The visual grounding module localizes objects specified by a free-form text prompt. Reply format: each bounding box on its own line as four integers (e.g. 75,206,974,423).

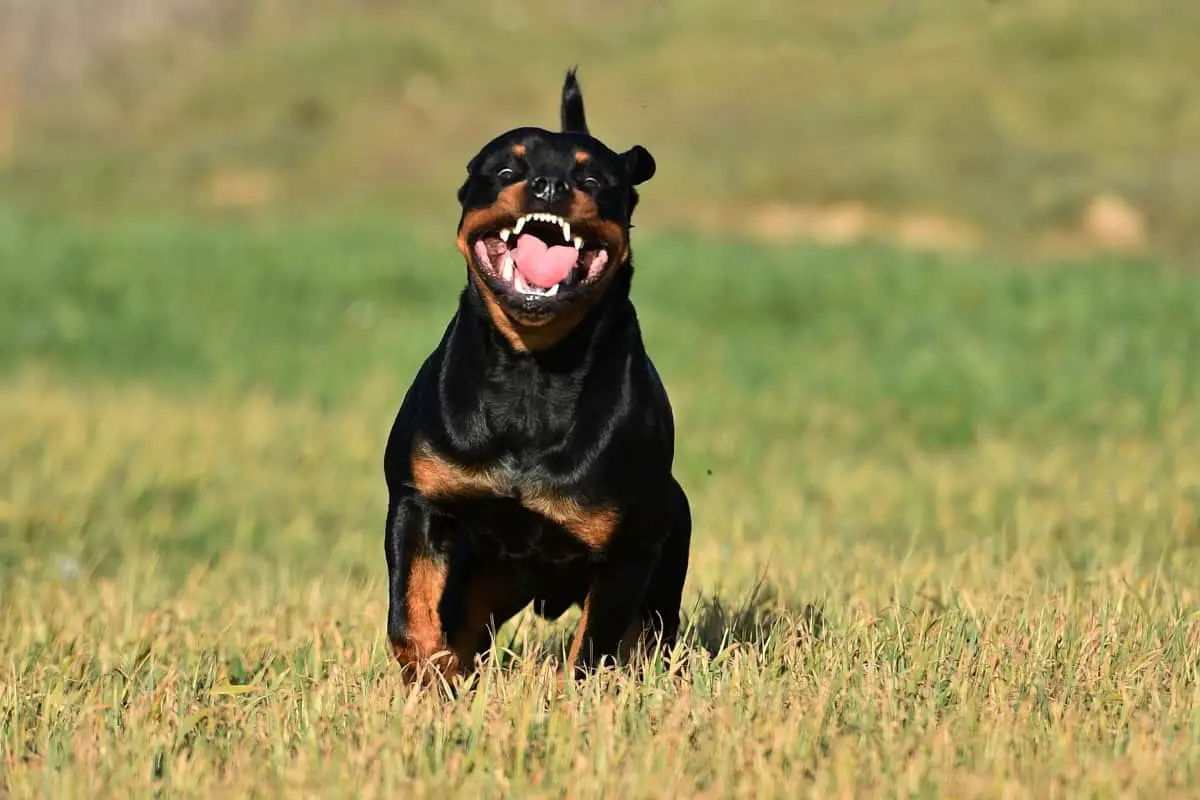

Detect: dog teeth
513,212,573,239
573,236,583,249
511,270,560,298
499,228,511,243
501,255,515,283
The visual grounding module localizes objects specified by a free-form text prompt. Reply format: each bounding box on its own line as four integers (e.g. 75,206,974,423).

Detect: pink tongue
511,234,577,288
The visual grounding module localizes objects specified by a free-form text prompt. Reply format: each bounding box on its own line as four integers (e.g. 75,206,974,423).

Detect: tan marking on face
456,181,526,263
574,150,590,165
469,269,591,353
511,143,526,158
456,182,630,353
565,189,630,265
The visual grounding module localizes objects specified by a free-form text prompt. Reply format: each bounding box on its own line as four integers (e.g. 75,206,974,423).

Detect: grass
2,207,1200,795
4,0,1200,255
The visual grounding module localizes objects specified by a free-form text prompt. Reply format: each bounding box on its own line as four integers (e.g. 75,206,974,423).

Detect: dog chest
410,440,619,554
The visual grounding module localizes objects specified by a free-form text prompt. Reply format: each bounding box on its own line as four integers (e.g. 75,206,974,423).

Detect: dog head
455,68,656,351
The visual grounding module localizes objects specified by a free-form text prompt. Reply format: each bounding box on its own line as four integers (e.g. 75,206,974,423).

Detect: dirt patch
1082,192,1146,251
668,202,980,254
660,194,1159,260
1036,192,1149,259
201,168,276,210
888,213,979,253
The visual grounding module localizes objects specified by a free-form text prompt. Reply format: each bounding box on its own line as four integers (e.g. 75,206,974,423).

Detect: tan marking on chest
411,441,509,499
522,492,619,549
410,442,620,549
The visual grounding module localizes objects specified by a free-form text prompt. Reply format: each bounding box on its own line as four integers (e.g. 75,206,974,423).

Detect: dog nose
529,175,571,205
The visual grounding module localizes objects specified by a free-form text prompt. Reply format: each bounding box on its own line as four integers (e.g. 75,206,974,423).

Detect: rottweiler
383,68,691,683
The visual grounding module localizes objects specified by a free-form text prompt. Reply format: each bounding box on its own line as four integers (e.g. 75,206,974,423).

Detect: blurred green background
2,0,1197,257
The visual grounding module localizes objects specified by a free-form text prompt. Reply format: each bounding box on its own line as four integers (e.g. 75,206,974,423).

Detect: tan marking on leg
617,618,644,663
565,590,593,672
448,570,525,670
391,555,457,682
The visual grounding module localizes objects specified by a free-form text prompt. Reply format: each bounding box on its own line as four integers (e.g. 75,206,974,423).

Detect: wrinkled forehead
470,127,622,173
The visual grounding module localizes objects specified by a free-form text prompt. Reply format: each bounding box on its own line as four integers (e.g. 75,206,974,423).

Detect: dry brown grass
2,212,1198,793
2,375,1198,796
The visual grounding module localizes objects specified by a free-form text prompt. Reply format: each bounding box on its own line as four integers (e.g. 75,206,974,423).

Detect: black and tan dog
383,69,691,683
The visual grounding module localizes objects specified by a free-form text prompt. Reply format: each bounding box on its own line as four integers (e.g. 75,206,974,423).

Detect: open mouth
471,212,611,305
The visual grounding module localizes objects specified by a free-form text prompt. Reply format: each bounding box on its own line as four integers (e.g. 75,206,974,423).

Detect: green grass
4,0,1200,254
2,209,1200,795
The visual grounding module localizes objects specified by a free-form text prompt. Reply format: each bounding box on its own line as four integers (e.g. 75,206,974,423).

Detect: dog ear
457,152,483,204
623,145,656,186
560,66,589,134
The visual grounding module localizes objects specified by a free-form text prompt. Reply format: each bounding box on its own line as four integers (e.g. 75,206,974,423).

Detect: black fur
560,66,588,133
383,69,689,680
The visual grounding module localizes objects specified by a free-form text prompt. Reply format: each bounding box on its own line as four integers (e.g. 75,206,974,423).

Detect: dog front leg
563,547,659,679
384,494,457,682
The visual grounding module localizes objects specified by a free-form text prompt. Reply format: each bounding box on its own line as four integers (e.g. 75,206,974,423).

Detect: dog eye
497,168,515,181
582,176,601,189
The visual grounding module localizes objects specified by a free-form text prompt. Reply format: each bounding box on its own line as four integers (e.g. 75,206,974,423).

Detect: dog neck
429,261,645,464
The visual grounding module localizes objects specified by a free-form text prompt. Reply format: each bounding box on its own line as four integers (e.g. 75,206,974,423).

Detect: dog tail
560,66,589,134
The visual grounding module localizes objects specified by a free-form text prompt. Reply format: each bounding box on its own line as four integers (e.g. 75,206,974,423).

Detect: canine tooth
499,228,511,242
561,221,571,241
545,283,559,297
514,216,528,235
573,236,583,249
501,256,515,283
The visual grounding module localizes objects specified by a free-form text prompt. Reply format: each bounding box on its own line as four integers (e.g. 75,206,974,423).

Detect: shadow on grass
443,573,826,694
504,573,825,669
682,574,824,656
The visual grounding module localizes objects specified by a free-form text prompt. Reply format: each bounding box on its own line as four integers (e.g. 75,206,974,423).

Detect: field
4,1,1200,256
0,207,1198,796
